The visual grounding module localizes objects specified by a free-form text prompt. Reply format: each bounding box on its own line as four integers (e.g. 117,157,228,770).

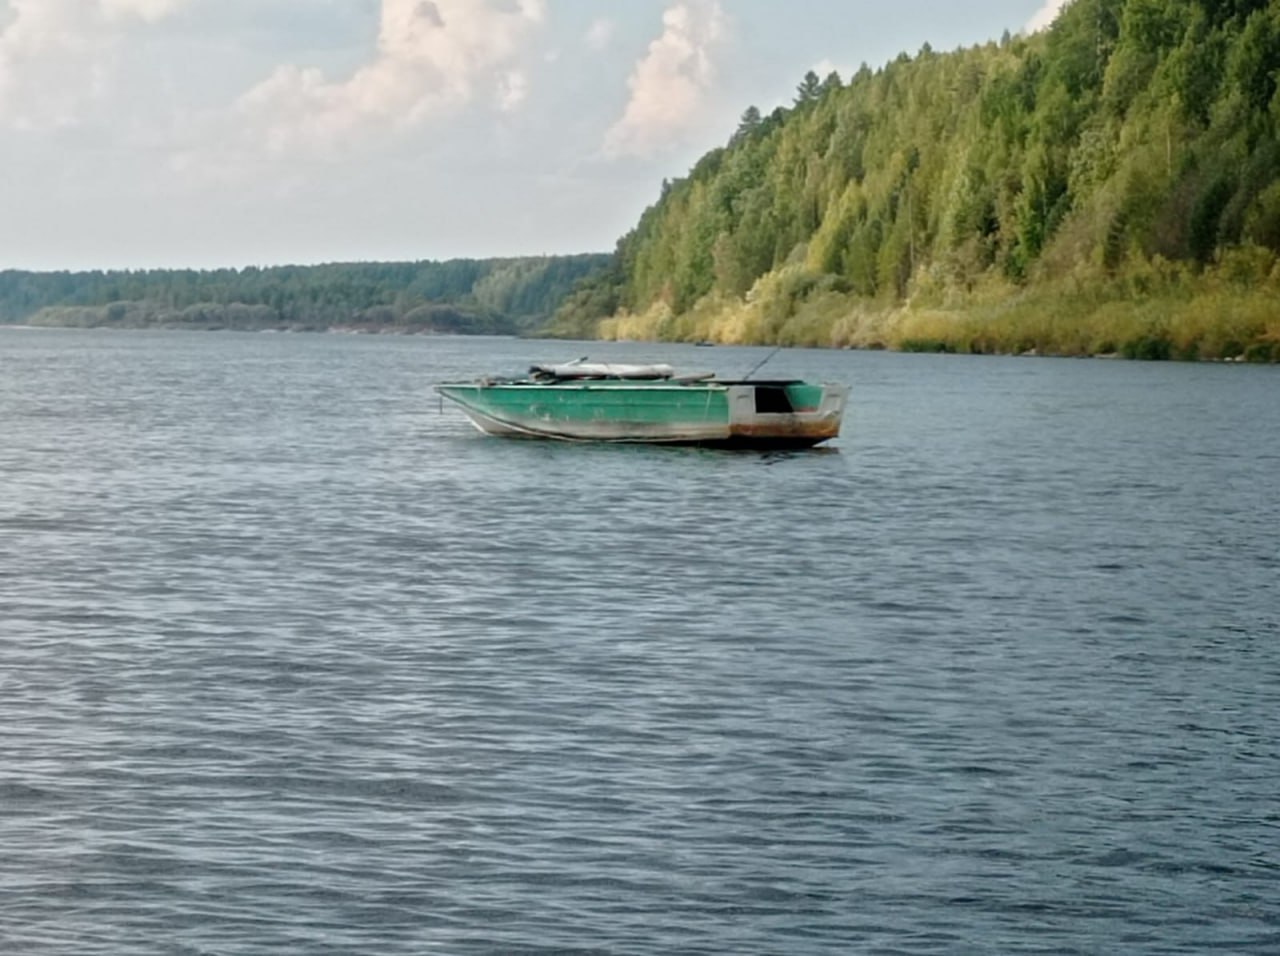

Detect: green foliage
795,70,823,106
0,255,609,333
567,0,1280,360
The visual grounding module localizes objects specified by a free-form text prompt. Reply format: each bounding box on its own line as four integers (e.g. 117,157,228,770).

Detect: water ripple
2,331,1277,953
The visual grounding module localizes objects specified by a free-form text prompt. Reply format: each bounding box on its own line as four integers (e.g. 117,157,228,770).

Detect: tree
733,105,762,144
795,70,822,105
555,0,1280,348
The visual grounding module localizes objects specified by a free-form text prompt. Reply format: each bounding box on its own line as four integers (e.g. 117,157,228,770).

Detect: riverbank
594,254,1280,362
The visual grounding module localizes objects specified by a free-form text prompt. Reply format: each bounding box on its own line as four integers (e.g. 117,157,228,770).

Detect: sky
0,0,1070,272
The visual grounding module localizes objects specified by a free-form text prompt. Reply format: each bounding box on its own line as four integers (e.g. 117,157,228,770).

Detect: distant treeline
0,255,609,335
551,0,1280,360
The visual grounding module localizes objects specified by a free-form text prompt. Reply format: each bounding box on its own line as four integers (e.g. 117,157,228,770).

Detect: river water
2,328,1277,954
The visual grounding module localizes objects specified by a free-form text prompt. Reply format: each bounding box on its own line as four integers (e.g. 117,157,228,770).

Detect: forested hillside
552,0,1280,361
0,255,608,335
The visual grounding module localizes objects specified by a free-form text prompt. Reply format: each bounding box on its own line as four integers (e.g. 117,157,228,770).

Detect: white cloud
811,59,849,83
237,0,546,154
496,70,528,112
585,17,614,52
0,0,186,129
1027,0,1069,33
101,0,183,22
603,0,726,159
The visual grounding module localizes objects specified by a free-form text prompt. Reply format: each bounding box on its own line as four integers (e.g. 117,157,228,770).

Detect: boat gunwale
434,378,821,390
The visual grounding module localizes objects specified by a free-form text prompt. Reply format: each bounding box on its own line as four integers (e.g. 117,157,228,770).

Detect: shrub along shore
592,248,1280,362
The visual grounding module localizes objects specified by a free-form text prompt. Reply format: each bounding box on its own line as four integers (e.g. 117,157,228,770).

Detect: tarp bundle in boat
530,362,675,380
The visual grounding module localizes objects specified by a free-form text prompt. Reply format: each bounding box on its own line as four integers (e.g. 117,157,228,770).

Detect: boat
435,359,848,448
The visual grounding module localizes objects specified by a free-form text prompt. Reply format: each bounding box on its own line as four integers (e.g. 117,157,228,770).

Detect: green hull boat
436,361,848,448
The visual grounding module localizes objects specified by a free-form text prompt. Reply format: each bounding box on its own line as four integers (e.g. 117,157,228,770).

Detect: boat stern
724,382,848,447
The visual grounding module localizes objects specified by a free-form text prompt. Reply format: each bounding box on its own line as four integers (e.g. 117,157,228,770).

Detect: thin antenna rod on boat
743,345,782,380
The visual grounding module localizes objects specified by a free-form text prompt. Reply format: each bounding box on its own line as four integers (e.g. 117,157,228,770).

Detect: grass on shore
596,249,1280,362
